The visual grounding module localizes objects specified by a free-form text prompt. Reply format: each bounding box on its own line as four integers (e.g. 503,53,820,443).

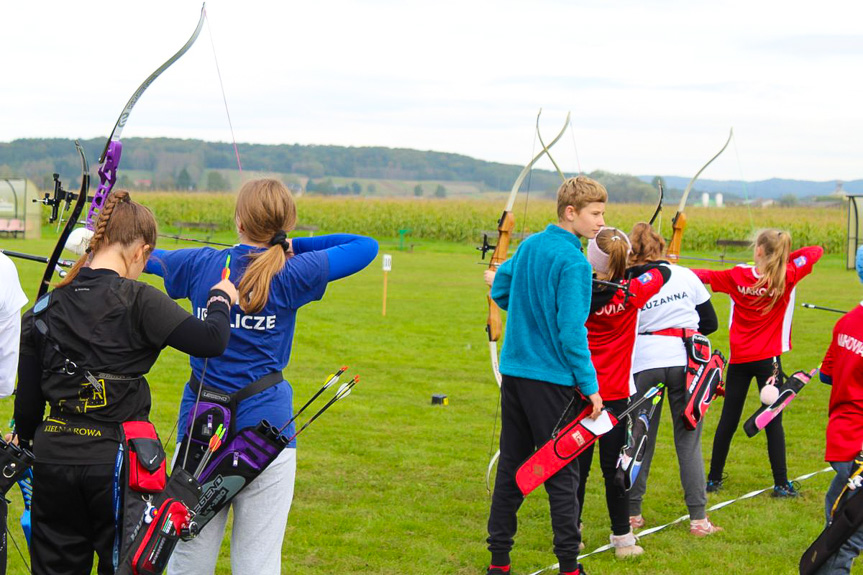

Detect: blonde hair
58,190,157,287
628,222,666,266
594,228,630,281
236,179,298,314
752,229,792,312
556,176,607,220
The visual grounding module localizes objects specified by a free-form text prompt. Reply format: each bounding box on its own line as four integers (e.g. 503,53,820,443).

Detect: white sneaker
610,530,644,558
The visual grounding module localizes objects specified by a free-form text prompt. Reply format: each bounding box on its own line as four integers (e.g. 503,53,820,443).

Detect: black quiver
800,455,863,574
0,440,34,575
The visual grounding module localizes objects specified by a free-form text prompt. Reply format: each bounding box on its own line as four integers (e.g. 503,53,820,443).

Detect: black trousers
575,397,629,536
708,357,788,485
31,461,116,575
487,375,583,572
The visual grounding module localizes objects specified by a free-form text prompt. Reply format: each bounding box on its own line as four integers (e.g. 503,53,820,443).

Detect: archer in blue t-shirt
145,178,377,575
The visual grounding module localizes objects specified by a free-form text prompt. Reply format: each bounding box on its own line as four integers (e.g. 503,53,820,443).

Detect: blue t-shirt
147,243,329,447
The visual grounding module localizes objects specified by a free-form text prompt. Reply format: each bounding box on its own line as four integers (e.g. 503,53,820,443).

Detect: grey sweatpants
167,447,297,575
627,366,708,520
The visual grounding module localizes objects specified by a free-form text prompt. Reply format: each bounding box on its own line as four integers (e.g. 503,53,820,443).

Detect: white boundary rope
527,466,832,575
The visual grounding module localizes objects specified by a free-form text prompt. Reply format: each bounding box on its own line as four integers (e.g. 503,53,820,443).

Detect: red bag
122,421,167,494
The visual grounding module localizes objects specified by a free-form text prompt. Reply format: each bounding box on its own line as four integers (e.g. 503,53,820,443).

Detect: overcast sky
2,0,861,181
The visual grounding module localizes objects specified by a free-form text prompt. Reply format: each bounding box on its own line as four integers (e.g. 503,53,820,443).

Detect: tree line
0,137,661,202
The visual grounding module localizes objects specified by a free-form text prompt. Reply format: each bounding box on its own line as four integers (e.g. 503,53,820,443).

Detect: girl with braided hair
144,178,378,575
693,229,823,498
14,190,237,575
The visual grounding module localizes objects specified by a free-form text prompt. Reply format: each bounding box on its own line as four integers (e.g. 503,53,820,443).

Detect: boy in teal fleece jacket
485,176,606,575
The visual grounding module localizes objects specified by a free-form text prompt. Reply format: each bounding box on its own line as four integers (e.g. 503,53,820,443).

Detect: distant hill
0,137,855,202
638,175,863,200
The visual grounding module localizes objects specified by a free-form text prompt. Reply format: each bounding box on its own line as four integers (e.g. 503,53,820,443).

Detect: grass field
0,221,860,574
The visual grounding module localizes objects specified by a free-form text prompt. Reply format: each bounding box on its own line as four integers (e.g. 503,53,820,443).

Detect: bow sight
34,169,92,225
477,233,497,260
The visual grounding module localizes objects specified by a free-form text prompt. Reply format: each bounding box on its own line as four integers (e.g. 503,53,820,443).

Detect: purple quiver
183,420,288,536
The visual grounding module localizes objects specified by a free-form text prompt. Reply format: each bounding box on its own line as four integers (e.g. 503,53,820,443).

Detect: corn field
97,192,846,253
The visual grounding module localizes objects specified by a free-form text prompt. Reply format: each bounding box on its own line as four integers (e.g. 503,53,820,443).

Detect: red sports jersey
693,246,822,364
587,268,667,400
820,304,863,462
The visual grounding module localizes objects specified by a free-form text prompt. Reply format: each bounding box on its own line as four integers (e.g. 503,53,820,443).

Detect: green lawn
0,231,858,575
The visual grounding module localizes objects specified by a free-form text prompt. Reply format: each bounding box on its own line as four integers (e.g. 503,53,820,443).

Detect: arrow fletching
221,254,231,281
285,375,360,442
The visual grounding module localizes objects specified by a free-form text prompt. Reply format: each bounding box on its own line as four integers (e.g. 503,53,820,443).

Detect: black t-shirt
19,268,190,464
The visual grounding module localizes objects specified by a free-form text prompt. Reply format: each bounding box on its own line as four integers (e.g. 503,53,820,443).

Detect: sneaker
558,564,587,575
629,514,645,530
706,475,726,493
487,567,510,575
610,530,644,558
690,517,723,536
772,481,801,498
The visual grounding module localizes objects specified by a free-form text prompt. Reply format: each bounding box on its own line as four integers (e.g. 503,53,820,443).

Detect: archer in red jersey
694,229,823,497
811,245,863,572
576,227,669,558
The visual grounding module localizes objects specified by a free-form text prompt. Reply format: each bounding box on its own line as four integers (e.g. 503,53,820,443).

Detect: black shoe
487,567,510,575
772,480,801,498
558,564,586,575
706,473,727,493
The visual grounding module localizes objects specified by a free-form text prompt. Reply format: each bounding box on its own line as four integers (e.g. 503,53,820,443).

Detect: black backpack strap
188,371,284,404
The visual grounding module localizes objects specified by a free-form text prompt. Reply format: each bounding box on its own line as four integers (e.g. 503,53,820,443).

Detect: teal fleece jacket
491,224,598,396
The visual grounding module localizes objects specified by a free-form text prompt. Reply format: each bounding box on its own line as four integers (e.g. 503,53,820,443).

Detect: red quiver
680,334,726,430
116,422,201,575
516,406,618,496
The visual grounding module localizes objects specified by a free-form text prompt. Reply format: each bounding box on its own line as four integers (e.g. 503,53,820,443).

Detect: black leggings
575,397,629,535
708,357,788,485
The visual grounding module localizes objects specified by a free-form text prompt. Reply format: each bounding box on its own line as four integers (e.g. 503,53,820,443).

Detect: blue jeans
815,461,863,574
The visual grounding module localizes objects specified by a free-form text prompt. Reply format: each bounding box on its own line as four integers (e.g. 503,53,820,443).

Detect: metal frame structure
848,195,863,269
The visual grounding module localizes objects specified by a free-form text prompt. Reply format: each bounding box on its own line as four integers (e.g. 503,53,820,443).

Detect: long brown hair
593,227,631,281
58,190,157,287
752,228,792,312
236,179,298,314
628,222,666,266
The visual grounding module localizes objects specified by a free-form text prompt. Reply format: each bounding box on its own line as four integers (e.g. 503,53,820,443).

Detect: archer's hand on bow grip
487,211,515,342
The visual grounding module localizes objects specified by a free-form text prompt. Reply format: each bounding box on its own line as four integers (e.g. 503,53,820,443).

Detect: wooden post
382,254,392,316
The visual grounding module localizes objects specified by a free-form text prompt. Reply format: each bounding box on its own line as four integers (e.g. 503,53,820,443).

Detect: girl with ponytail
14,190,236,574
693,229,823,498
144,178,377,575
577,227,670,558
626,222,722,537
